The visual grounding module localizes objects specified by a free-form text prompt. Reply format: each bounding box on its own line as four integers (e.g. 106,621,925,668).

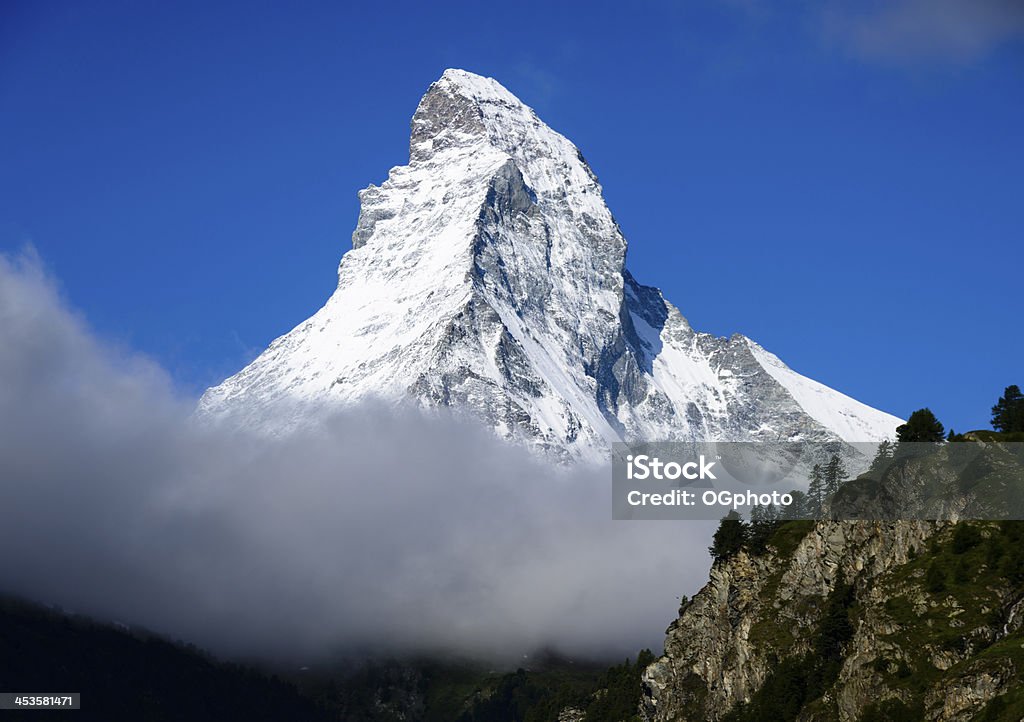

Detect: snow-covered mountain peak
410,68,550,156
200,70,902,458
408,69,609,215
435,68,526,110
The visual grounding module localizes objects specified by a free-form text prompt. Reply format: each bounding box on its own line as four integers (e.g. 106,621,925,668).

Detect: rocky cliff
642,445,1024,721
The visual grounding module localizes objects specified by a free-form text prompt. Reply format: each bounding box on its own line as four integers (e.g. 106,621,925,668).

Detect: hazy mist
0,250,714,663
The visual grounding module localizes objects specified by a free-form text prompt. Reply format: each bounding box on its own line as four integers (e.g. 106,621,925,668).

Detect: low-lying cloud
0,250,714,664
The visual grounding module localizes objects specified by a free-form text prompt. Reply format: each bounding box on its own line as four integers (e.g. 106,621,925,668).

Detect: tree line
897,384,1024,443
707,452,849,563
709,383,1022,564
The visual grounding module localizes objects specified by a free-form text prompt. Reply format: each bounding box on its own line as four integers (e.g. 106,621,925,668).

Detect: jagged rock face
641,521,936,721
832,441,1024,521
641,515,1024,721
198,69,901,458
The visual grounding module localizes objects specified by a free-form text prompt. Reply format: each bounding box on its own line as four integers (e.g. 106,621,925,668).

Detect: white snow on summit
199,69,902,458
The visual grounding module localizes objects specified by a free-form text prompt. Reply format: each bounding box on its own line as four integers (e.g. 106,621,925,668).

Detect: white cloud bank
0,250,714,663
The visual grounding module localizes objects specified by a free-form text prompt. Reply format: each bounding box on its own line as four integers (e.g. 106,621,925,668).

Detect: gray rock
198,69,901,459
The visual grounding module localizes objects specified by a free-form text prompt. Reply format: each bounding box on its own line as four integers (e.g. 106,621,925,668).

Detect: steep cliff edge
642,446,1024,721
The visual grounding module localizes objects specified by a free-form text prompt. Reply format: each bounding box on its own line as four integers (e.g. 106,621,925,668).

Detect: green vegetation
992,385,1024,433
859,698,924,721
709,510,748,562
701,387,1024,718
823,454,849,497
896,407,945,443
435,650,654,722
708,454,850,563
962,429,1024,442
766,519,816,557
708,385,1024,720
865,520,1024,710
710,511,816,564
0,594,657,722
807,462,826,517
0,595,332,722
951,523,982,554
584,651,655,722
721,574,856,722
868,439,895,474
804,454,851,517
924,559,946,593
727,519,1024,721
282,648,661,722
747,504,780,554
452,664,594,722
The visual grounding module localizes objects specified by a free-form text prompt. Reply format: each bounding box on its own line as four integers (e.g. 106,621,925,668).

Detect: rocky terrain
642,441,1024,721
198,69,900,460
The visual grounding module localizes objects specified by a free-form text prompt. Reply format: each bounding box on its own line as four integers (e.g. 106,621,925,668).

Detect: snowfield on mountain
198,69,901,459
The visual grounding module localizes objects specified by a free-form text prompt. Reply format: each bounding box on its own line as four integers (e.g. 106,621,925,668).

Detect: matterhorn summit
199,69,900,458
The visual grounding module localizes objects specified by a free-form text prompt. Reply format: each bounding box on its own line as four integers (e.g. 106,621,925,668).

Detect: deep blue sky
2,0,1021,432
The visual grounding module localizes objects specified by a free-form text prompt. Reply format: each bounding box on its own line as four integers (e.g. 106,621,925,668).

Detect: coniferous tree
786,490,808,519
925,560,946,593
709,511,748,562
749,505,767,553
823,455,848,498
896,408,945,443
748,504,780,554
868,439,894,474
807,463,826,518
992,385,1024,433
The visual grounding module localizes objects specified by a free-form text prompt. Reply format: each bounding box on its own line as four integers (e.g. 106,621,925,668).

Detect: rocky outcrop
642,515,1024,721
557,707,587,722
